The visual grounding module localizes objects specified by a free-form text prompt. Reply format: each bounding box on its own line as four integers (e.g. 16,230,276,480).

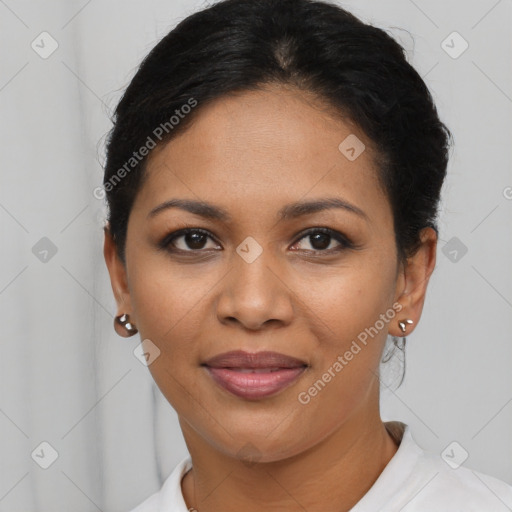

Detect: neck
180,406,399,512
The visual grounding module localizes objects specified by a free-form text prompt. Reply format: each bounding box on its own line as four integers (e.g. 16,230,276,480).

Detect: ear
103,223,133,318
389,227,437,337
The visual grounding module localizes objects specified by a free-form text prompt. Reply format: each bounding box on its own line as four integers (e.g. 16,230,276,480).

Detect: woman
102,0,512,510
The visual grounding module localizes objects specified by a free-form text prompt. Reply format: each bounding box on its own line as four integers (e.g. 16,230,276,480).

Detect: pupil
186,232,206,249
310,233,330,250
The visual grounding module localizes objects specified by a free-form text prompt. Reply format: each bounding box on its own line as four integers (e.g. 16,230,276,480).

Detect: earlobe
390,227,437,337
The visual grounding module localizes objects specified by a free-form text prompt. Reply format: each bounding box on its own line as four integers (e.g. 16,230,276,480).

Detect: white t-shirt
128,421,512,511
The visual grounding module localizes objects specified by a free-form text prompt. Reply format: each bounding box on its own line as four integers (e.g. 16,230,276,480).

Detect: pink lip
205,367,307,400
202,350,308,400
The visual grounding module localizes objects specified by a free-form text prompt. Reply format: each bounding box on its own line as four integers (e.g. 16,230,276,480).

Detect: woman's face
105,84,428,462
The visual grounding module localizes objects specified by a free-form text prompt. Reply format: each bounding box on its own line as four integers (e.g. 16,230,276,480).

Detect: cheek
293,252,397,395
126,254,209,411
293,282,394,440
295,253,397,346
127,251,209,341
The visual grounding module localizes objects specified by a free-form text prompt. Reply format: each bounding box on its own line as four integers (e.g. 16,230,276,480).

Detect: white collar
155,421,415,511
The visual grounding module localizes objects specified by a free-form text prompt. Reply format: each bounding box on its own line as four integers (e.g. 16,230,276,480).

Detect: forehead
133,84,389,224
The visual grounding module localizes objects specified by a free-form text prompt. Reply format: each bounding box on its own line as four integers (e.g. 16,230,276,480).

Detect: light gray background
1,0,511,510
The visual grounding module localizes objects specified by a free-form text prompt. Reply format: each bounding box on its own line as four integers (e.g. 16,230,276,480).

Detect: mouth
202,350,308,400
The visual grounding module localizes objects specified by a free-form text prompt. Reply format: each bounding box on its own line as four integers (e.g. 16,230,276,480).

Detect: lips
203,350,307,369
202,350,308,400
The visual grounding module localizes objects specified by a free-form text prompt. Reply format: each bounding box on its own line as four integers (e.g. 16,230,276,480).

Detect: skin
104,83,437,512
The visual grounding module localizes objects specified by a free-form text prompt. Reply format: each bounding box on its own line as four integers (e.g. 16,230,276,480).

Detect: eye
290,228,353,254
161,228,221,253
160,227,354,255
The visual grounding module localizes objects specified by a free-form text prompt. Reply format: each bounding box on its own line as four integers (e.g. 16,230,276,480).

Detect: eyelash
159,227,355,256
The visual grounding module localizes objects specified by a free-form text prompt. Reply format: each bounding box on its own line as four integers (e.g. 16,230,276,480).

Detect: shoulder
376,422,512,511
126,456,193,512
405,447,512,510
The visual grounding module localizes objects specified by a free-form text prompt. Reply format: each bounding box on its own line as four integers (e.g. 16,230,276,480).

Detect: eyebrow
147,197,368,222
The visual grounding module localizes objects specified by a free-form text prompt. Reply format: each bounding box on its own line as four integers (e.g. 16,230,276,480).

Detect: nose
215,248,295,331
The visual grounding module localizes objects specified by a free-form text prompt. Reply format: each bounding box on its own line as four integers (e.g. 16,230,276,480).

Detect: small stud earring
114,313,138,337
398,319,413,334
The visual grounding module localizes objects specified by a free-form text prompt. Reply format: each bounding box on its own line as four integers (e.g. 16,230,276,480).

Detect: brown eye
161,229,221,252
291,228,353,254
